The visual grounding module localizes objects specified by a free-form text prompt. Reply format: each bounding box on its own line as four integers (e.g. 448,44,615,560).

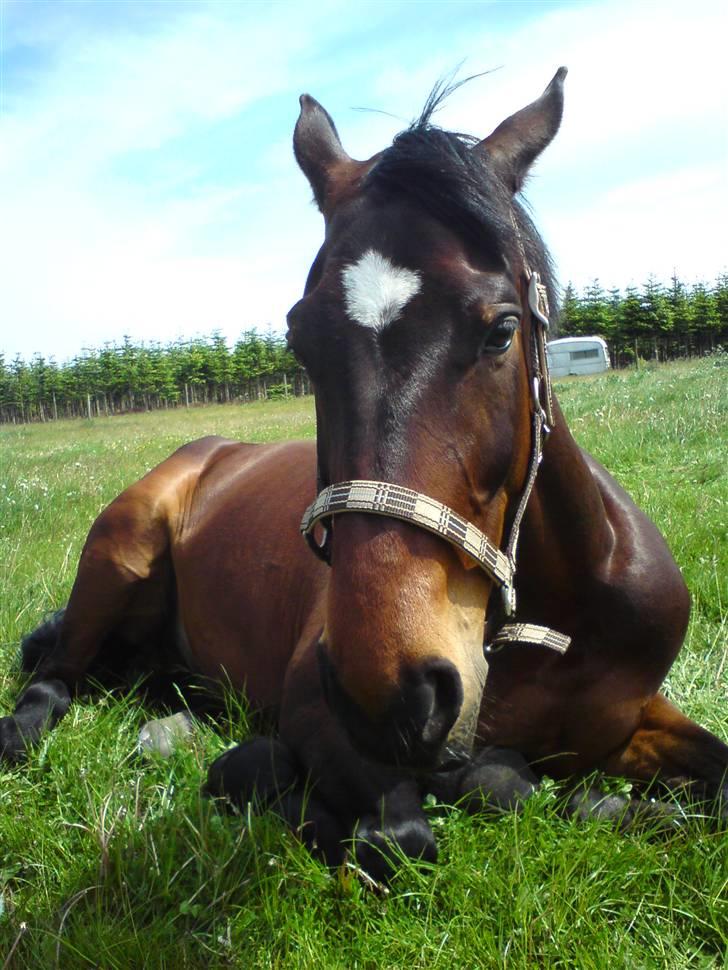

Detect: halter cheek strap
299,268,570,656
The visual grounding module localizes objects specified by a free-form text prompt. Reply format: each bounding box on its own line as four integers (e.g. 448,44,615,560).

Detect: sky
1,0,726,362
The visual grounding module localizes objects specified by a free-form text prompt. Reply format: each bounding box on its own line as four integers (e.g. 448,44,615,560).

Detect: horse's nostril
317,642,464,768
404,676,437,732
417,659,464,747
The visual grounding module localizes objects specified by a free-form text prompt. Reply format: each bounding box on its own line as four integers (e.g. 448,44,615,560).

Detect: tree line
559,273,728,367
1,271,726,424
0,330,309,424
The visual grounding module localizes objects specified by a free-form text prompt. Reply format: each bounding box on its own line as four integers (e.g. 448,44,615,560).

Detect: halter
300,252,570,657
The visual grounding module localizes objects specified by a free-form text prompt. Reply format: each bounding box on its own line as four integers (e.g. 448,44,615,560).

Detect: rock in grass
138,712,194,758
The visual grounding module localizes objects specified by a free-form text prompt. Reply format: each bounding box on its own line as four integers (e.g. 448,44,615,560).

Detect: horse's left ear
294,94,353,212
475,67,567,194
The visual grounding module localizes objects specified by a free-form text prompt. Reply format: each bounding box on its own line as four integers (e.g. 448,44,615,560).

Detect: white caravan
546,336,610,378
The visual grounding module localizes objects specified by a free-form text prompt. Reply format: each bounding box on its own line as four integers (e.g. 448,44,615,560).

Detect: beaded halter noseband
300,240,570,656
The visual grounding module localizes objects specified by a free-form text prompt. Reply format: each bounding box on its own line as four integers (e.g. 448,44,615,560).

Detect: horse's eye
481,315,519,355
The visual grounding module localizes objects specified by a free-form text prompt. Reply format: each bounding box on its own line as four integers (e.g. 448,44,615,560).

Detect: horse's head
288,70,566,772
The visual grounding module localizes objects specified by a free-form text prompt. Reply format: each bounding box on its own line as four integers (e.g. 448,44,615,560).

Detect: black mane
365,82,559,317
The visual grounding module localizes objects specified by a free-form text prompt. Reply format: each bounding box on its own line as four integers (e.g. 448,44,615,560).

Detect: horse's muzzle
317,642,465,772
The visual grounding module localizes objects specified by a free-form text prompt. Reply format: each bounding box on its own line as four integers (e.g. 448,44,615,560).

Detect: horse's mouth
317,641,475,774
433,742,471,773
367,736,471,777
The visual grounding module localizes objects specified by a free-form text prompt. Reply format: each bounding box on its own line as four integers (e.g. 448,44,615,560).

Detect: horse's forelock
364,121,559,327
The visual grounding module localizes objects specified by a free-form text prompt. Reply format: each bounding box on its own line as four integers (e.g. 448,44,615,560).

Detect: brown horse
3,69,727,880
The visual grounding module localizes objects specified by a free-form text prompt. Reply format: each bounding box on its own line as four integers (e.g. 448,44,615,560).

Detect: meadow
0,357,726,969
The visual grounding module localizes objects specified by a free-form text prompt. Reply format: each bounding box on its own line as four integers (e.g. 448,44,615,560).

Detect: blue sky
1,0,726,361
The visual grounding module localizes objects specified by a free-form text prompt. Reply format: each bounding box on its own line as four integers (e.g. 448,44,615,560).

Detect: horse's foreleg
208,635,436,881
600,692,728,816
280,638,438,879
2,489,170,763
206,735,349,866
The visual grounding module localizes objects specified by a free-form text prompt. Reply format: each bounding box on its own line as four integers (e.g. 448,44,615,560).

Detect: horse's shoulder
580,446,689,611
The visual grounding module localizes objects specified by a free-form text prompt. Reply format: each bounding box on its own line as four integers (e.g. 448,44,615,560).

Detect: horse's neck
521,397,613,576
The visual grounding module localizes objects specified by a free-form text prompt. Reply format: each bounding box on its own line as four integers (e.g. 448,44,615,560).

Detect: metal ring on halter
532,377,552,435
304,520,331,564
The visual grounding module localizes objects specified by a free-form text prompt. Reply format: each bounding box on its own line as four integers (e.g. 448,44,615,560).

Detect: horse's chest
478,654,647,772
478,676,565,757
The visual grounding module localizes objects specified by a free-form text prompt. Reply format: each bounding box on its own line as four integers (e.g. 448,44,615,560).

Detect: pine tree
558,283,584,335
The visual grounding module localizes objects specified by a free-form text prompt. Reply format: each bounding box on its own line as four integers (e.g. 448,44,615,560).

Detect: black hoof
205,737,299,810
353,816,437,883
565,786,633,824
457,746,539,813
564,786,685,832
0,679,72,764
0,716,29,764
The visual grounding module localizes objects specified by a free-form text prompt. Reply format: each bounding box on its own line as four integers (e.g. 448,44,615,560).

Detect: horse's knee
205,737,300,810
457,746,539,813
0,679,72,763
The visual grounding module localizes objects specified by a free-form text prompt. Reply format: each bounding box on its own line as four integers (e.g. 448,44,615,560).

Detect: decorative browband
300,479,514,590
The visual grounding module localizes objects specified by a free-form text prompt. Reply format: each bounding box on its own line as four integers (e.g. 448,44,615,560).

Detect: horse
3,69,727,881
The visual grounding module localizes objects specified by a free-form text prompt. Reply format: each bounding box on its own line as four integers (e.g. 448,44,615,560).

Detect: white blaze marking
341,249,421,331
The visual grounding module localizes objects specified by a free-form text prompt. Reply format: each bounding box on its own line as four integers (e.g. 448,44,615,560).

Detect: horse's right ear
294,95,352,212
475,67,567,194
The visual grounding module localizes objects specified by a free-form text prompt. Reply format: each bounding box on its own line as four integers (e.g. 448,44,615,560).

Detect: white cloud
542,162,728,289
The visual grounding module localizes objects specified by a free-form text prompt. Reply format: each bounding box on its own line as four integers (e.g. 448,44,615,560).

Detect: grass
0,358,726,969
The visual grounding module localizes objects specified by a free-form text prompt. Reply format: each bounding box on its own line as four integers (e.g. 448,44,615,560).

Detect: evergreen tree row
1,271,726,424
559,272,728,366
0,330,309,424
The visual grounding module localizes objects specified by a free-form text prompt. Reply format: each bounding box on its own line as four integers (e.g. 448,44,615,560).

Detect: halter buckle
528,272,550,329
501,582,517,617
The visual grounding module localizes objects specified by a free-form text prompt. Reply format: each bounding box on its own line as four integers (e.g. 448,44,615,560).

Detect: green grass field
1,358,726,969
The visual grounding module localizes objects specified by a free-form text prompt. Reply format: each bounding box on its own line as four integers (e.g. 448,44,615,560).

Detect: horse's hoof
137,712,194,758
353,815,437,882
565,787,632,823
205,737,299,810
565,786,685,832
458,746,539,813
0,716,28,764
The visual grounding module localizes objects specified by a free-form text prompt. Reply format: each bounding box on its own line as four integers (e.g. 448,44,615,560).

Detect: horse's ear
475,67,567,194
294,94,352,211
